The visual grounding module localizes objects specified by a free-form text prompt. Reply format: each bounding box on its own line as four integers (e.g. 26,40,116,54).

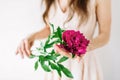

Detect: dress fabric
42,0,103,80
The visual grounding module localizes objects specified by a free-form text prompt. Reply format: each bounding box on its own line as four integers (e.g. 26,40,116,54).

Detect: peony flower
60,30,89,56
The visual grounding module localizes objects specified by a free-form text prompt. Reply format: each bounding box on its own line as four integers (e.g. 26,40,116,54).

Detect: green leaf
57,69,62,77
57,56,68,63
57,27,62,40
54,53,60,57
39,55,45,62
51,34,56,39
29,54,36,59
45,36,50,45
48,40,61,46
44,39,61,50
44,44,53,49
61,29,65,32
58,64,73,78
62,41,67,45
45,55,57,61
44,35,51,51
72,54,75,58
51,26,64,40
36,47,43,51
39,55,51,72
42,64,51,72
51,33,58,39
50,50,55,55
50,62,62,77
34,61,39,70
51,27,61,39
39,52,47,54
40,61,51,72
49,23,54,33
50,62,59,70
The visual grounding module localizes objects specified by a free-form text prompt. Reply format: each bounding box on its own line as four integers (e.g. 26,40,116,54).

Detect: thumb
53,44,59,53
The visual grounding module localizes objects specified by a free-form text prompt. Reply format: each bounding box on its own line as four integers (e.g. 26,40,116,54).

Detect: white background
0,0,120,80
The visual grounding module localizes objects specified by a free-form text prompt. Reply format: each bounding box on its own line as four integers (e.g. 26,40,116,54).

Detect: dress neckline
56,0,69,14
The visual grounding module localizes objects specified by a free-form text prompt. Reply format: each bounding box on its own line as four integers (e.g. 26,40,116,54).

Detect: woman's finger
53,44,58,53
15,47,19,55
24,39,31,56
54,44,71,58
77,54,85,61
54,44,85,60
21,40,29,56
18,47,24,58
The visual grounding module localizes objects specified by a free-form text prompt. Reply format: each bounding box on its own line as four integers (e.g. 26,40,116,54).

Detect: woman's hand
54,44,71,58
54,44,84,61
15,26,50,59
16,38,33,58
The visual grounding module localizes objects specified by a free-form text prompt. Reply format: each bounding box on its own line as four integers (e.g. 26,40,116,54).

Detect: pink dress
41,0,103,80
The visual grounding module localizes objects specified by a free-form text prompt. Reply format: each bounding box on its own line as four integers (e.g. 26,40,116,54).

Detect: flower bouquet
30,23,89,78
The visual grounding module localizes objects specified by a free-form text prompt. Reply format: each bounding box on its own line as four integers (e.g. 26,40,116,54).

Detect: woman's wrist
27,33,36,43
86,42,93,52
86,46,91,52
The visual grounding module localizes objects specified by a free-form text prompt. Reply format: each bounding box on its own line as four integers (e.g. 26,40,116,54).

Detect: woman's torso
48,0,97,40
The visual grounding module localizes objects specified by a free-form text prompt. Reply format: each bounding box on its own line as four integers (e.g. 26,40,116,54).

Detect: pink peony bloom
60,30,89,56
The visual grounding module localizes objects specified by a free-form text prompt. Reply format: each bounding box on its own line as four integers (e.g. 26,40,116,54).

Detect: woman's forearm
87,0,111,52
27,26,50,42
87,33,110,52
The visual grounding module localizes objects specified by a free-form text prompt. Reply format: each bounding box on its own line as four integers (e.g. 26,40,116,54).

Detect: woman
16,0,111,80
